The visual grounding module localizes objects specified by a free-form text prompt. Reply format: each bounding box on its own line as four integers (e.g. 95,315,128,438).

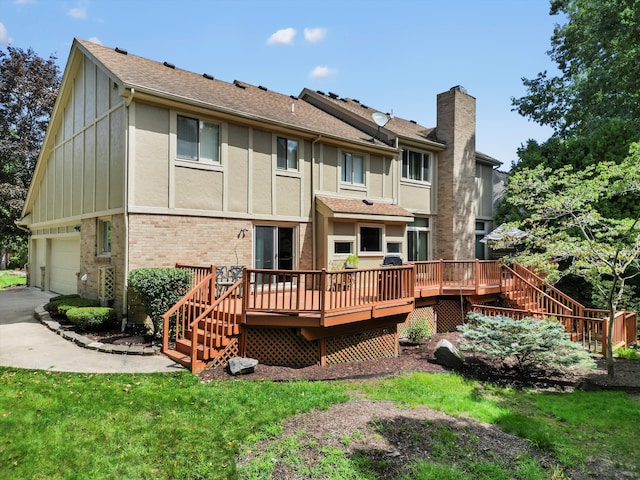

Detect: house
20,38,501,317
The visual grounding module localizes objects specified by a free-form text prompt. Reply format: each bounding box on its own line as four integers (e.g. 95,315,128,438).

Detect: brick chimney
435,86,477,260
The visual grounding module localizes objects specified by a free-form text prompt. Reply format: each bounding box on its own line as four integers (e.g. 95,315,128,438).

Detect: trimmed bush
66,307,117,331
459,312,595,371
128,268,192,338
45,295,99,316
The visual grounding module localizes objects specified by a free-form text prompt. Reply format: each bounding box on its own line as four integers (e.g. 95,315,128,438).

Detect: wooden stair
162,271,243,373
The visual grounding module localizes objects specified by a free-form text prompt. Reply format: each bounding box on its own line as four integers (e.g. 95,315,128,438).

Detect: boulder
434,339,465,370
228,357,259,376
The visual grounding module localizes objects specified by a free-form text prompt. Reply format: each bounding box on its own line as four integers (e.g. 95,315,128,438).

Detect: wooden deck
164,260,637,372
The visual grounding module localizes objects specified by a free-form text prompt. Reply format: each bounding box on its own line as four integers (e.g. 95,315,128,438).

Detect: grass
0,368,638,479
0,369,348,479
0,270,26,289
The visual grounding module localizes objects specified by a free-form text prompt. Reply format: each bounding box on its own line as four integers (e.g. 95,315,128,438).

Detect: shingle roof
316,195,413,219
75,39,391,150
300,89,440,145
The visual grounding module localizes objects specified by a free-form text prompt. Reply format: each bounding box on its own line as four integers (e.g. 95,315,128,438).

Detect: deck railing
176,263,215,288
501,265,572,317
412,260,501,294
243,265,415,317
162,272,215,353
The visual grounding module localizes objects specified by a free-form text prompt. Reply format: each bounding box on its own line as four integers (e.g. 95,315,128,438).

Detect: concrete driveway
0,287,181,373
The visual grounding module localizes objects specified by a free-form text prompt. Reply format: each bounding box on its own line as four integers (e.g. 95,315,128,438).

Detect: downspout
123,88,134,325
311,134,322,270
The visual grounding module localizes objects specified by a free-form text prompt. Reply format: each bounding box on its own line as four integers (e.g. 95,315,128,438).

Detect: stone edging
35,305,161,356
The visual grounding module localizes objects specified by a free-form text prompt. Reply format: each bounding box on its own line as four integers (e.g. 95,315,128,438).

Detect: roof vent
316,90,325,96
114,47,128,55
340,98,347,103
361,104,368,109
234,80,246,89
202,73,214,80
258,85,267,91
362,199,374,206
163,61,175,69
328,92,339,99
352,99,360,104
290,95,298,100
409,120,417,124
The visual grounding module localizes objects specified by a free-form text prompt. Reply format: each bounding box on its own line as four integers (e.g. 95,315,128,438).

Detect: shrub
45,295,100,316
66,307,117,331
403,323,432,343
128,268,192,338
458,312,595,371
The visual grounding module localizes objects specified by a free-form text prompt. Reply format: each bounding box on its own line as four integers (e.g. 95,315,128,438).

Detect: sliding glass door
254,226,295,283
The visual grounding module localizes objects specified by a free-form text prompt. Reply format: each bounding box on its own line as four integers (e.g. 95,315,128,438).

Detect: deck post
210,264,216,305
475,259,480,294
320,268,327,327
319,337,326,366
438,259,443,295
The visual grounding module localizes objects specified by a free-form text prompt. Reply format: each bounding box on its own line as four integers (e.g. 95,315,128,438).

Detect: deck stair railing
500,264,572,317
163,266,243,372
512,263,611,319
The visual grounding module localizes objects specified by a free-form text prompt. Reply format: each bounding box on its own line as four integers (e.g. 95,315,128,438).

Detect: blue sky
1,0,560,168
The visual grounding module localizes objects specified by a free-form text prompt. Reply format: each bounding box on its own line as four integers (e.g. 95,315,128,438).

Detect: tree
499,143,640,376
0,46,60,268
512,0,640,137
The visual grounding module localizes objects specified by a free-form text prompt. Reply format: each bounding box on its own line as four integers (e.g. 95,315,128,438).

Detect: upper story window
402,149,431,183
177,115,220,163
341,152,365,185
277,137,299,170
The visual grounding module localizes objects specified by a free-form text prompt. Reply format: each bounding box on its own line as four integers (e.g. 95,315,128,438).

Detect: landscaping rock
434,339,465,370
228,357,258,376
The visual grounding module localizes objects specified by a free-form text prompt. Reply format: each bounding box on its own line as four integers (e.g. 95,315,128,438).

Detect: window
359,226,382,253
177,115,220,163
475,221,489,260
402,149,430,182
277,137,298,170
407,217,429,261
334,242,353,254
341,152,364,185
98,219,112,256
387,242,401,254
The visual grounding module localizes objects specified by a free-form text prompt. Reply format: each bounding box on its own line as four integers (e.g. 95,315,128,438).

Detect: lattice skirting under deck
243,326,399,367
244,327,319,367
399,307,436,338
435,299,468,332
209,337,240,368
325,327,397,365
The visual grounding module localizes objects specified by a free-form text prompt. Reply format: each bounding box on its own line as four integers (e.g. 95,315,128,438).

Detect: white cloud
68,1,88,20
309,65,336,80
304,27,326,44
267,28,296,45
0,23,12,45
88,36,102,45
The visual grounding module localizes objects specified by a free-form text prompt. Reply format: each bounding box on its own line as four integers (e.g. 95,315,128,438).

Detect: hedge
66,307,118,331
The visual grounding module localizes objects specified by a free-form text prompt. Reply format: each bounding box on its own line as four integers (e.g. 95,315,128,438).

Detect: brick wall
435,86,478,260
79,213,126,315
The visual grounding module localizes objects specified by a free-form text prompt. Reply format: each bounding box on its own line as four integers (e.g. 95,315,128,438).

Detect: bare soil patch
214,333,639,479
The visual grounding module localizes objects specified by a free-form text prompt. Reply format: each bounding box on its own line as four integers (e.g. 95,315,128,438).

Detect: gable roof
75,39,394,152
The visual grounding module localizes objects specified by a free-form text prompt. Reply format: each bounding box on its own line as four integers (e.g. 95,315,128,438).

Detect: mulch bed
199,332,640,392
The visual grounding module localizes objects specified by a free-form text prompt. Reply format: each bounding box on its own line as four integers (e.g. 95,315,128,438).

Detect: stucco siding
133,103,169,207
228,124,249,213
252,129,272,215
174,167,223,210
399,183,432,211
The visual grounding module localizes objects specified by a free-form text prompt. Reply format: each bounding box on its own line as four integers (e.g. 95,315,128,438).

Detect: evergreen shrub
66,307,117,330
458,312,595,371
127,268,192,338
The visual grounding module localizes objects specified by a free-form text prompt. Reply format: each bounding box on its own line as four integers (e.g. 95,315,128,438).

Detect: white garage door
50,237,80,294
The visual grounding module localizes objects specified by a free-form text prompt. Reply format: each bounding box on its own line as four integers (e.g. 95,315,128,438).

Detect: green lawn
0,368,637,479
0,270,26,289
